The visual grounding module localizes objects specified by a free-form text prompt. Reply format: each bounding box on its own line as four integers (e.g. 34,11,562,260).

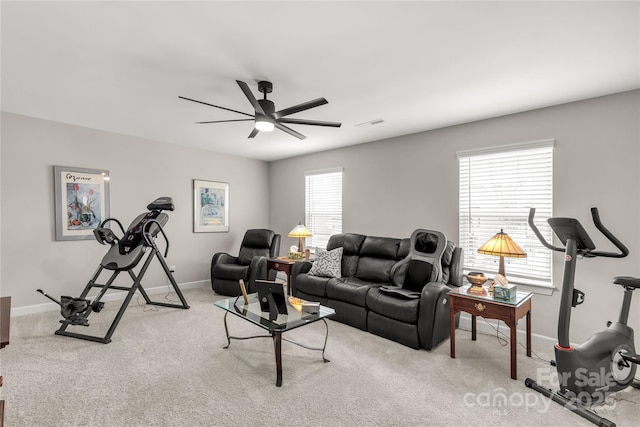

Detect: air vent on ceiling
355,118,385,127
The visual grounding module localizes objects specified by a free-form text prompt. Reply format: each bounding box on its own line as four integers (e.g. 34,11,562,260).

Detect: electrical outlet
169,265,176,273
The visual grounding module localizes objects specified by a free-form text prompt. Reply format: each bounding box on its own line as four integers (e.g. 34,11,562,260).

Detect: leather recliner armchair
210,229,281,296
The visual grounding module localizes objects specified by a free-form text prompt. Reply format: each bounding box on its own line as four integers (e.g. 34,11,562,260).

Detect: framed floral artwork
54,166,110,241
193,179,229,233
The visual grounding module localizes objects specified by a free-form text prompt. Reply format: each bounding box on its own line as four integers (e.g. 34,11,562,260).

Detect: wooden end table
267,257,310,295
449,286,532,380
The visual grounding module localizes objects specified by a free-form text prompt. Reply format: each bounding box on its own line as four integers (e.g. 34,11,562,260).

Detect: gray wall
2,91,639,344
269,90,640,344
1,112,271,309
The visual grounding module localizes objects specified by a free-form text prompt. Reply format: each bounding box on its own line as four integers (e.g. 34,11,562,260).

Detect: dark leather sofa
290,230,463,350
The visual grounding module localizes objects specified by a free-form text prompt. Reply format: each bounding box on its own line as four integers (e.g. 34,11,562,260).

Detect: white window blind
305,168,343,250
458,140,554,288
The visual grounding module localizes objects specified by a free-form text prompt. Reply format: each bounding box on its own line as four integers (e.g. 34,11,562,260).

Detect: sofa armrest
247,256,268,293
291,261,313,295
418,282,455,350
212,252,236,265
210,252,237,276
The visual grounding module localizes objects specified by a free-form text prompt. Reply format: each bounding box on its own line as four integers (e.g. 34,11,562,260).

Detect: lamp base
467,284,487,296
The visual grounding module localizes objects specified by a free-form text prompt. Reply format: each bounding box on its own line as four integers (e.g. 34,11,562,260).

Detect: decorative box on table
494,283,517,300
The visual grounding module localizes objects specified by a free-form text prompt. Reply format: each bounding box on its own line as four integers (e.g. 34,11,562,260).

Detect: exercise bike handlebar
589,207,629,258
528,207,629,258
528,208,565,252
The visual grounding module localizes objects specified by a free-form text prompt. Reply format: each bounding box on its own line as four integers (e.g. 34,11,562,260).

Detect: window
305,168,343,250
458,140,554,288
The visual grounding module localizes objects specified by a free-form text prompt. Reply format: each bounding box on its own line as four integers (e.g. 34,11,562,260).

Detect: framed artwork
193,179,229,233
54,166,110,241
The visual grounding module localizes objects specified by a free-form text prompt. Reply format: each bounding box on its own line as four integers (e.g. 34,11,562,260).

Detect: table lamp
477,229,527,277
288,222,312,253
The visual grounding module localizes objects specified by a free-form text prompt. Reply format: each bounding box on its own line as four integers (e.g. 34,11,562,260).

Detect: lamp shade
477,229,526,277
477,230,526,258
288,223,312,251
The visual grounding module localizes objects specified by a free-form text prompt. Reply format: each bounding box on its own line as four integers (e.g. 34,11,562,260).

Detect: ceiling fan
179,80,342,140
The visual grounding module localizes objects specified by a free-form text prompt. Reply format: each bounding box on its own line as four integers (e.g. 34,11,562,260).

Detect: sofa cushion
356,258,397,283
360,236,400,260
327,278,381,307
366,287,420,324
441,241,456,284
295,274,331,298
309,247,343,278
368,312,420,349
237,229,275,264
238,247,269,265
355,236,402,282
327,299,368,331
328,233,365,277
398,238,410,259
442,240,455,266
328,233,366,254
360,236,401,259
212,263,248,280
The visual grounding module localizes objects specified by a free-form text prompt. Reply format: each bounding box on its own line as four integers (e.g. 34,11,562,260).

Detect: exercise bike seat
613,276,640,289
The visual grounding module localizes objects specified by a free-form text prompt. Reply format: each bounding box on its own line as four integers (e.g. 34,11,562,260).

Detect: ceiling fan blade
275,122,306,140
236,80,266,116
278,118,342,128
248,128,259,139
196,119,254,124
179,96,254,118
274,97,328,119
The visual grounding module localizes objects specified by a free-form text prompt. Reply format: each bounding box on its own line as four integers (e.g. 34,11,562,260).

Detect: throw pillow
308,247,343,278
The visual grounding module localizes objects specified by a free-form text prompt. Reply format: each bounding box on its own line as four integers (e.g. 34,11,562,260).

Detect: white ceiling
2,1,638,162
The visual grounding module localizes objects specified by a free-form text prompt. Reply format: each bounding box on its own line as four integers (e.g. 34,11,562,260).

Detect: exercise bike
37,197,190,343
526,207,639,427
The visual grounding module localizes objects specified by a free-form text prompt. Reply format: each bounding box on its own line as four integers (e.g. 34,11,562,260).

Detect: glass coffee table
214,294,335,386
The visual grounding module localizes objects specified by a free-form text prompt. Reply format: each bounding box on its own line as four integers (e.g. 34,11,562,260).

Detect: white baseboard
12,280,209,317
458,312,556,348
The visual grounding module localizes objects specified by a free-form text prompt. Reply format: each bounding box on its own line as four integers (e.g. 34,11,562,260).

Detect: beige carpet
1,286,638,426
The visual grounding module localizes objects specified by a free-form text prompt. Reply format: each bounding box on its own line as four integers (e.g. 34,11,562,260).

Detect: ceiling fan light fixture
255,115,274,132
180,79,341,140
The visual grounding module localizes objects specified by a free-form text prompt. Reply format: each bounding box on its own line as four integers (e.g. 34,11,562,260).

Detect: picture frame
193,179,229,233
54,165,110,241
